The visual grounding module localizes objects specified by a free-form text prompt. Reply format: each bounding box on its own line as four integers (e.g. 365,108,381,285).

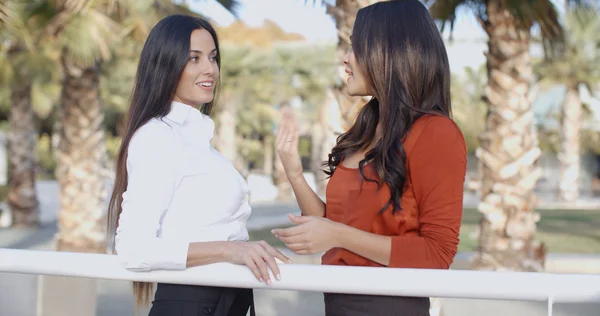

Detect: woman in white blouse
106,15,290,316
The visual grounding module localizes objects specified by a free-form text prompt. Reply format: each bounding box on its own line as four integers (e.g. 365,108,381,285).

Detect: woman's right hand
224,241,292,285
275,108,303,181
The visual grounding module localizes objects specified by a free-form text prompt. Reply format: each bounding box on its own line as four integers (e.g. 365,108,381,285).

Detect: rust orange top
322,115,467,269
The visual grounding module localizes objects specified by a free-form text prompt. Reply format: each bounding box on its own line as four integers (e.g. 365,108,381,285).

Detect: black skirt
324,292,430,316
148,283,255,316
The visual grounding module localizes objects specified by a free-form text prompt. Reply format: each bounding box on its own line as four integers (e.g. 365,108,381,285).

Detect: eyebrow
190,48,217,54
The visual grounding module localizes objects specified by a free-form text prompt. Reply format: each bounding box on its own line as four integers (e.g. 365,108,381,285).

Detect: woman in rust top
272,1,466,315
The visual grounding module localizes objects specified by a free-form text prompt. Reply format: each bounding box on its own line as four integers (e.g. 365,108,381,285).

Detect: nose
343,50,350,65
201,58,214,76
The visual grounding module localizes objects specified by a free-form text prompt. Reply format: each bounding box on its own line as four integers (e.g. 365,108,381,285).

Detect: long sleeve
389,117,467,269
114,122,189,272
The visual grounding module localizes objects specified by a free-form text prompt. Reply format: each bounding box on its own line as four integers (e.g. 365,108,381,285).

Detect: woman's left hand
272,214,342,255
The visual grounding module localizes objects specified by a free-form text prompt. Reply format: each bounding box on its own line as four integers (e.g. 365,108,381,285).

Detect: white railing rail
1,248,600,316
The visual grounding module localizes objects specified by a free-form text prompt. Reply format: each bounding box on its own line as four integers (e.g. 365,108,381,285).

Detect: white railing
1,248,600,316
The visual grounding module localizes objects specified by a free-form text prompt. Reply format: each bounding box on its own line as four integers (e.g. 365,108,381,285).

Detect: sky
187,0,508,42
189,0,568,42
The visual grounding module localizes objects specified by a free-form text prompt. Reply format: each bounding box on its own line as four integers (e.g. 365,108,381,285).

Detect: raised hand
275,108,303,181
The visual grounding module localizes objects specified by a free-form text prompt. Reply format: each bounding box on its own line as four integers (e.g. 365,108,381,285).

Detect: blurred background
0,0,599,316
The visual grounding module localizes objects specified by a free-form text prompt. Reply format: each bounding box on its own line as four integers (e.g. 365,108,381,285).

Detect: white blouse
114,101,251,272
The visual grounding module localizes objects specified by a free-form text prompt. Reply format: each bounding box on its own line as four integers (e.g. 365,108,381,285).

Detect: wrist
218,241,232,262
286,171,304,183
332,222,349,249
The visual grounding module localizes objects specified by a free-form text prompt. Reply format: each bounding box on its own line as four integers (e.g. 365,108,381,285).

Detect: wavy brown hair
326,0,452,214
105,15,221,308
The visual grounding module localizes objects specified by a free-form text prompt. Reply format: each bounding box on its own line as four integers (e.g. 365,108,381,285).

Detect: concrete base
38,275,97,316
452,252,600,274
0,272,38,316
0,273,98,316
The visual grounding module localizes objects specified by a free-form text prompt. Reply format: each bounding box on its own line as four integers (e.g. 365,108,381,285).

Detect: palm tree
0,1,55,227
451,65,488,156
429,0,593,271
40,0,122,252
535,5,600,202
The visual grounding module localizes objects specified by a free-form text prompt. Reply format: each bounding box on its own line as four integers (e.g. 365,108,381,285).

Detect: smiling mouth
196,82,213,87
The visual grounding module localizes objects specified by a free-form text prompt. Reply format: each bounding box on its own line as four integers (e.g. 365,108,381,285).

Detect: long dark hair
326,0,451,214
106,14,221,307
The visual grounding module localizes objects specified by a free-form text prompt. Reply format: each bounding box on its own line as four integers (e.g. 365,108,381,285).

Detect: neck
173,99,201,110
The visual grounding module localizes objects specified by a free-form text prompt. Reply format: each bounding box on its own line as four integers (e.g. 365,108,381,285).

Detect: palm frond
214,0,241,15
0,49,15,86
429,0,485,39
535,4,600,87
510,0,562,38
31,80,61,119
60,7,121,67
0,1,37,50
0,1,8,26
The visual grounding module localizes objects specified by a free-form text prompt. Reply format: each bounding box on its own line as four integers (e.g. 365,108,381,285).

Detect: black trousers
324,293,430,316
149,283,255,316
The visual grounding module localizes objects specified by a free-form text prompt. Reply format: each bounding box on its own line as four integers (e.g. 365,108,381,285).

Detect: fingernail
258,277,263,283
287,259,293,264
267,279,272,286
276,274,281,281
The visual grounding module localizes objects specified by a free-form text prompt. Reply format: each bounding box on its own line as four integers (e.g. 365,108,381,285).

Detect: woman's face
343,46,371,97
173,28,219,107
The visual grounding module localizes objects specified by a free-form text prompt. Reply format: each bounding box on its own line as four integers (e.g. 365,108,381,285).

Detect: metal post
547,295,554,316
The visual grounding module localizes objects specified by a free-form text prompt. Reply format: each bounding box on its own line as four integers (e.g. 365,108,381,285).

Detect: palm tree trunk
54,52,109,253
558,85,581,202
310,121,326,196
313,89,344,196
215,92,240,169
472,0,546,272
7,83,40,227
216,96,237,163
263,134,273,176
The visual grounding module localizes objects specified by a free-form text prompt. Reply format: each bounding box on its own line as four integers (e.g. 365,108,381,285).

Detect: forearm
289,174,325,217
335,224,392,266
335,223,456,269
186,241,230,267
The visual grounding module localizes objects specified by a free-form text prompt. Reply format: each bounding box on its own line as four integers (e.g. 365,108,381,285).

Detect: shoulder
129,119,177,154
415,114,462,136
405,114,466,154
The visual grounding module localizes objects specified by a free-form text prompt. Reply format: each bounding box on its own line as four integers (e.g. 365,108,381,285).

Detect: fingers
276,124,292,151
244,257,262,283
245,241,294,286
273,248,293,264
258,246,280,283
288,213,312,224
252,253,272,286
275,109,299,150
276,234,304,245
285,243,308,254
271,224,304,237
261,240,292,264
